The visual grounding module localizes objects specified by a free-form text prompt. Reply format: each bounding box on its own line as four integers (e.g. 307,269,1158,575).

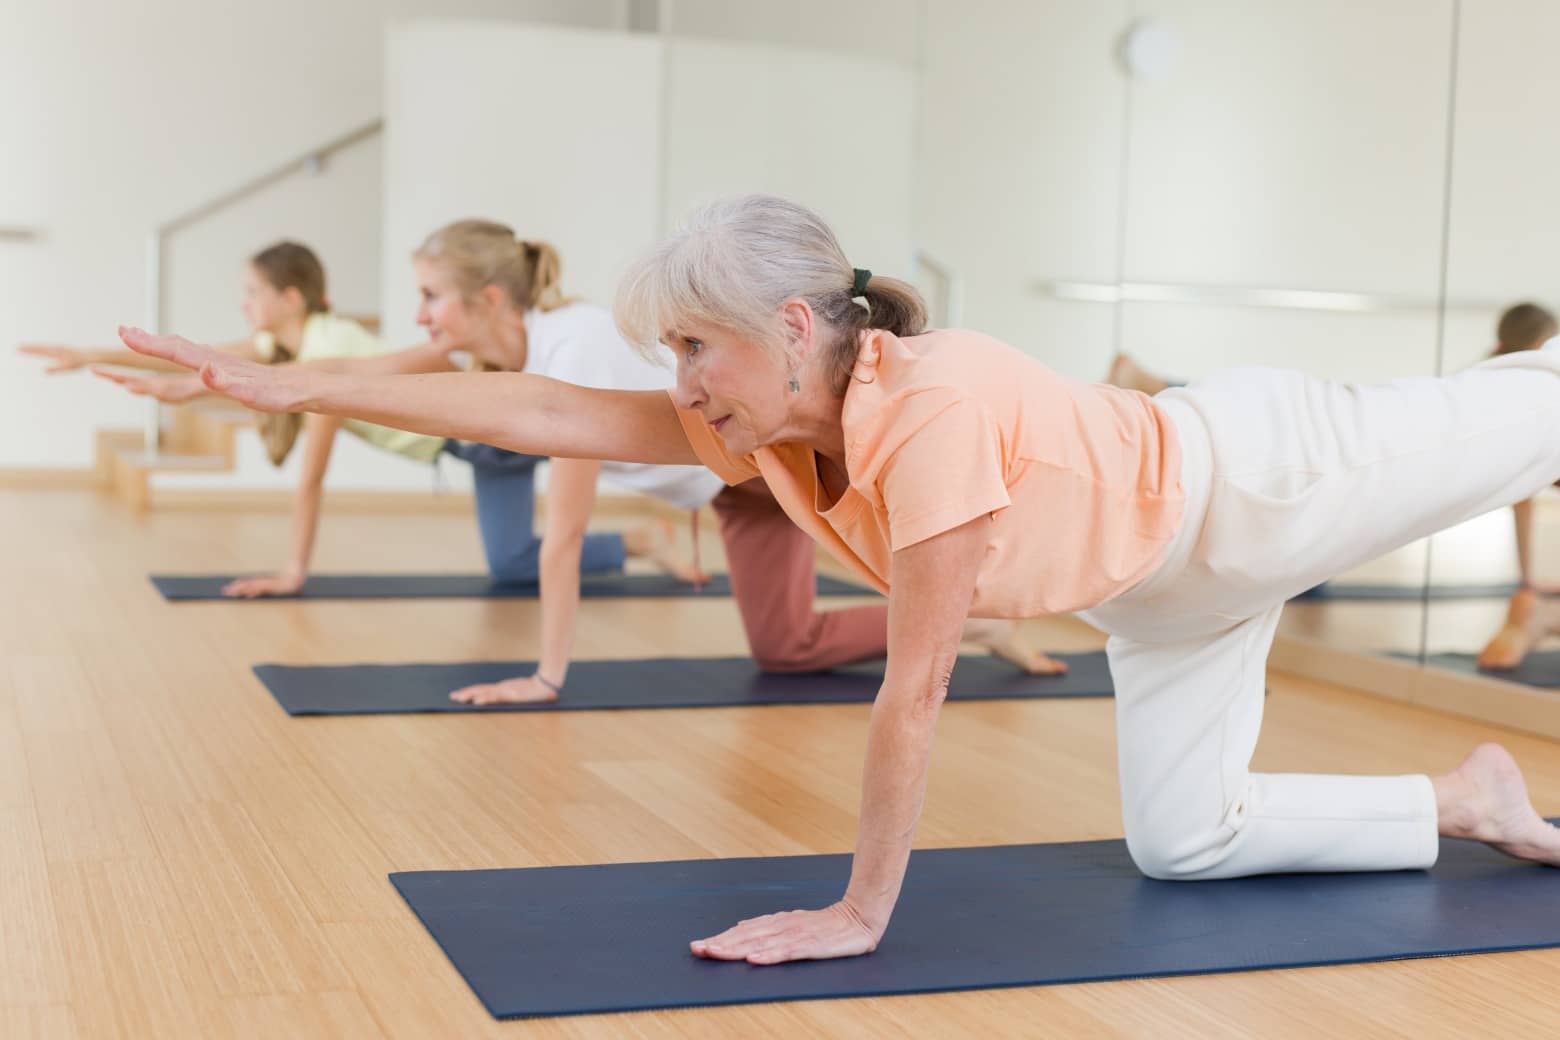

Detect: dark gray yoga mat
1420,650,1560,688
391,830,1560,1020
252,651,1113,715
1294,581,1518,602
151,571,875,601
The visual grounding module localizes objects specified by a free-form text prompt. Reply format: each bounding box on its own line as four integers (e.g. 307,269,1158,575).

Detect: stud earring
788,376,800,393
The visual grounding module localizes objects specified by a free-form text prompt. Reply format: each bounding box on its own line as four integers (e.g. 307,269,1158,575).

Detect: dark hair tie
851,267,872,298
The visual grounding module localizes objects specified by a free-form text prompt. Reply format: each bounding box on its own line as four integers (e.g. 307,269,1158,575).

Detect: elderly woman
120,194,1560,967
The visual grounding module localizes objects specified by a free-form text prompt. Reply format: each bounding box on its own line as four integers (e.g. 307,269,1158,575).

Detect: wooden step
164,401,252,462
108,440,233,512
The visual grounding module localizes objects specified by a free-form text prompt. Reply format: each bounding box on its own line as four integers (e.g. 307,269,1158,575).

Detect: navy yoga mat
1420,650,1560,688
151,571,875,602
1294,581,1518,602
392,830,1560,1019
253,651,1114,716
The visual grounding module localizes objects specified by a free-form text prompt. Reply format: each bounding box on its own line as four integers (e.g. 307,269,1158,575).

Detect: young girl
21,239,694,605
77,224,1060,702
125,194,1558,966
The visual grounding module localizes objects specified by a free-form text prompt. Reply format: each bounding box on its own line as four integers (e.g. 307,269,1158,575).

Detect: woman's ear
779,298,814,357
478,283,509,315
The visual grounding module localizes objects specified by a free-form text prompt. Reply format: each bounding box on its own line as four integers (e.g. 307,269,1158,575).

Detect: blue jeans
443,441,626,583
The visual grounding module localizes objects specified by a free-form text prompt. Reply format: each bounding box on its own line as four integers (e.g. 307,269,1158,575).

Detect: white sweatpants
1078,343,1560,880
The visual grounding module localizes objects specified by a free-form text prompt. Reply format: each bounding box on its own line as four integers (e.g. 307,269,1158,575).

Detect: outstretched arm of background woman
119,326,700,467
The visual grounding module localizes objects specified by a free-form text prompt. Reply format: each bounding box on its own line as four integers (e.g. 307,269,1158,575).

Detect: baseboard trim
1271,634,1560,741
145,486,716,523
0,467,104,489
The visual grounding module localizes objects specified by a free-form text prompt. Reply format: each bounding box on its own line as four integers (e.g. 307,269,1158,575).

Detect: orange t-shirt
674,329,1185,618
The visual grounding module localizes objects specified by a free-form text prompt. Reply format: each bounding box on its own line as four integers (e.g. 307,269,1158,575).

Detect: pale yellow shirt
254,313,445,463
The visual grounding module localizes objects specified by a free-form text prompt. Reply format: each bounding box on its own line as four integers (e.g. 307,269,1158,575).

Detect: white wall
379,21,663,350
661,37,914,270
0,0,625,470
915,0,1132,381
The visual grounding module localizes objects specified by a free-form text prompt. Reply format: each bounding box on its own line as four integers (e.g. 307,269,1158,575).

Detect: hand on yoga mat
222,572,305,598
690,900,879,965
118,326,313,413
448,675,559,706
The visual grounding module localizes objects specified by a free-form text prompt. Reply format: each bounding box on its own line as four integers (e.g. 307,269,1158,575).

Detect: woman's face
240,265,302,332
414,258,522,370
414,258,477,352
666,320,794,457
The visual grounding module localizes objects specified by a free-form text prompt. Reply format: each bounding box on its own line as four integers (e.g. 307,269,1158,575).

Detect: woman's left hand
690,900,880,965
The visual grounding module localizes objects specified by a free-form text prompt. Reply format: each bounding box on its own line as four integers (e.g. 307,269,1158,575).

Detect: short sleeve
296,315,380,363
850,388,1011,551
669,392,762,485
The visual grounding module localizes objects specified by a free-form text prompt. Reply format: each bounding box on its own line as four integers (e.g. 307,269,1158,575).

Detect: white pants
1078,344,1560,880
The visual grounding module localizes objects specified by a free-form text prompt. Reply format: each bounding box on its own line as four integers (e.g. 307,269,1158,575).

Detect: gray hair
614,194,926,393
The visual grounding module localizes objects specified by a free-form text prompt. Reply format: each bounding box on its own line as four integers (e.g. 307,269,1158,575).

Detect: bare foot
961,618,1069,675
449,676,559,705
1433,743,1560,865
1105,353,1172,396
1476,589,1560,670
623,518,709,585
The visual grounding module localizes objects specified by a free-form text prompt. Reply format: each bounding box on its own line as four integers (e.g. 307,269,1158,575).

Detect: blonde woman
122,193,1560,965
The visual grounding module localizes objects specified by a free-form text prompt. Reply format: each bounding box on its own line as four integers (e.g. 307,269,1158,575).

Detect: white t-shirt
524,303,724,509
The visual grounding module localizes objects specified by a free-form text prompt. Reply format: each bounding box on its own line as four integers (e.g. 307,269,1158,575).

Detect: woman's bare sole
1435,743,1560,865
622,518,709,585
961,618,1069,675
1476,589,1560,670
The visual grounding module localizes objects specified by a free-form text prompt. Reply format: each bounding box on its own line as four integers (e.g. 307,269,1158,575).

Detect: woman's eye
685,339,702,356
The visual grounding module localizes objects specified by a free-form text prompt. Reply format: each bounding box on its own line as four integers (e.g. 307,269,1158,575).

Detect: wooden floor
5,488,1560,1039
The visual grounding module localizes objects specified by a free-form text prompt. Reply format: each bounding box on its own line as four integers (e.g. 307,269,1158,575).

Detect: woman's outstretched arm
119,327,700,467
22,338,258,374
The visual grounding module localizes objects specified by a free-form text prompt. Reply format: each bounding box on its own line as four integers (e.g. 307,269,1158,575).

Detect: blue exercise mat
151,571,875,601
252,651,1113,715
1420,650,1560,688
391,830,1560,1020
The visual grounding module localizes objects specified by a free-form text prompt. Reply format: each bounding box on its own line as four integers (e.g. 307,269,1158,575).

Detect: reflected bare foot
1476,589,1560,670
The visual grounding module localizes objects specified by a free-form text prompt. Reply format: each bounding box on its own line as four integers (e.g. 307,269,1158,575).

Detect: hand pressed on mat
449,675,559,706
222,572,305,598
691,900,879,964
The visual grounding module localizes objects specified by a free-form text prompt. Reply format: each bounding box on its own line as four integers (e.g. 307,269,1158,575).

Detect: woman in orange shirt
120,193,1560,967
